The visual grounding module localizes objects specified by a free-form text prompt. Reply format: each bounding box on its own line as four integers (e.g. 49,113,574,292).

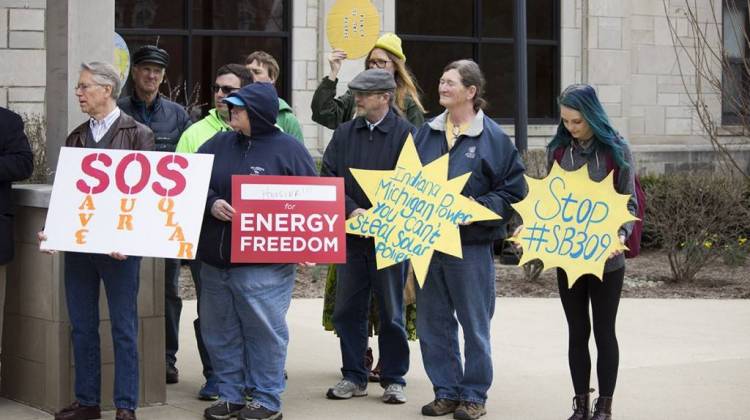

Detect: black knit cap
132,45,169,67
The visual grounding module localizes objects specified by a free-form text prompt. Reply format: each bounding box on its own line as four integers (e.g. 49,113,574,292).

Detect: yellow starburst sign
346,134,501,286
510,161,638,287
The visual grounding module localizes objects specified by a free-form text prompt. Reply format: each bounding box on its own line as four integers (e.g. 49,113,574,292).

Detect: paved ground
2,298,749,419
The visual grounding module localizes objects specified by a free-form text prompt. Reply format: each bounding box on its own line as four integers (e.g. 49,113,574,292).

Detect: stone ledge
0,0,46,8
11,183,51,208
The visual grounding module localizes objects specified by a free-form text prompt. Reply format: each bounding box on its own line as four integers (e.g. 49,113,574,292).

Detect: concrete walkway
2,298,749,419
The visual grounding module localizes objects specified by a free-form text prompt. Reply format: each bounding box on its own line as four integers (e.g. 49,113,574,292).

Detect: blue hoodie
196,82,317,268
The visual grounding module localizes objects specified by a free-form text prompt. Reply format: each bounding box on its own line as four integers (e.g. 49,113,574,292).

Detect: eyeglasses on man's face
212,84,240,94
74,83,104,92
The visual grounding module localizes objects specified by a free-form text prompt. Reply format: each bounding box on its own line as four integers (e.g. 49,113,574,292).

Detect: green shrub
645,172,750,282
638,174,665,250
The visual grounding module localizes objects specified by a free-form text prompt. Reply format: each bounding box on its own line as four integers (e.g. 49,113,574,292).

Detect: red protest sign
231,175,346,263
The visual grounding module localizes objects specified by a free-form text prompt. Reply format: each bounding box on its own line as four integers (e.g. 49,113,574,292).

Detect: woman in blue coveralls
413,59,526,420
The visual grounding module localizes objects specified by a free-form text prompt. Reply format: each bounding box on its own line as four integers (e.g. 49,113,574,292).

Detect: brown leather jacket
65,110,155,151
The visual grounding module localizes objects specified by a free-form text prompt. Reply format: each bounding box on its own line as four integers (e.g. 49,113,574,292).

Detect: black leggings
557,267,624,397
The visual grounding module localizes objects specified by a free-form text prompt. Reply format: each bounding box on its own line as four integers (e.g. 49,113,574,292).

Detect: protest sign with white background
42,147,213,259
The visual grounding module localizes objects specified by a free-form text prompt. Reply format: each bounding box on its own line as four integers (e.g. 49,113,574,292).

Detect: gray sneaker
326,379,367,399
382,383,407,404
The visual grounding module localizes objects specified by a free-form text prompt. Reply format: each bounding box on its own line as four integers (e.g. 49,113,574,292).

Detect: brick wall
564,0,725,145
0,0,46,117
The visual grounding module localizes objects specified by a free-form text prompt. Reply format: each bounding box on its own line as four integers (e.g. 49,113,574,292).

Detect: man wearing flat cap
117,44,191,386
321,69,415,405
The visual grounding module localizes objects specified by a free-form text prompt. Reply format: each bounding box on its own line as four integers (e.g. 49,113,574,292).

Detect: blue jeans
200,262,295,411
416,243,495,405
64,252,141,410
164,258,182,368
189,259,213,381
333,250,409,387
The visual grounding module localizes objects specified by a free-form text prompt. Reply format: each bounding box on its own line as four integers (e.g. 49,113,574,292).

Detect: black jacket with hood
196,83,317,268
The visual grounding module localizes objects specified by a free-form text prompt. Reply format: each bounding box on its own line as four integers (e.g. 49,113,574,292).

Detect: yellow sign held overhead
326,0,381,59
346,134,501,286
509,162,638,287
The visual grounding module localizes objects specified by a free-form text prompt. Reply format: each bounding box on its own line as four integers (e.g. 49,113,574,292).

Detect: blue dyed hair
548,84,629,168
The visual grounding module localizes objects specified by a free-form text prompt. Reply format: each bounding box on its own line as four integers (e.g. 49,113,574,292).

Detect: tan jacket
66,111,154,151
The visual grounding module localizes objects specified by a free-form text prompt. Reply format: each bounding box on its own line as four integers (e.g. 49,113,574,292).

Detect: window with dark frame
115,0,291,118
722,0,749,125
396,0,560,123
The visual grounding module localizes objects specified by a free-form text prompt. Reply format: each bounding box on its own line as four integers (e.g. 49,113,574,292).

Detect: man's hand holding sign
509,161,638,287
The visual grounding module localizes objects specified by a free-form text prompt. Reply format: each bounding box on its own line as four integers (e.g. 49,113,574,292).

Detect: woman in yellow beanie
311,32,426,129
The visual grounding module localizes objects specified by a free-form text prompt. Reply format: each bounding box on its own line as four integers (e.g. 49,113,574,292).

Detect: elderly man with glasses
39,61,153,420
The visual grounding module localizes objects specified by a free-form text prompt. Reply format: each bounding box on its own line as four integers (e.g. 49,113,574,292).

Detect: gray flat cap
348,69,396,92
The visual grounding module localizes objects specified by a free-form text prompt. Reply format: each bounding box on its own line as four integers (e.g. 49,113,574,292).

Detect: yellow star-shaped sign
346,134,501,286
509,161,638,287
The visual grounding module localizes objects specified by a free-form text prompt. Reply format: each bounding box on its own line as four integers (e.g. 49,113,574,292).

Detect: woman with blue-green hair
546,83,638,420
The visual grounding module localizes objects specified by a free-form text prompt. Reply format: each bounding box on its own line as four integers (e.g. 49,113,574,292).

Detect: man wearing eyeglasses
174,63,253,401
117,44,192,388
176,64,253,154
321,69,415,405
40,61,153,420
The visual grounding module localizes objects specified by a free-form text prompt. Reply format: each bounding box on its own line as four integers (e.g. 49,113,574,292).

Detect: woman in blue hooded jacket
196,82,316,420
413,60,526,420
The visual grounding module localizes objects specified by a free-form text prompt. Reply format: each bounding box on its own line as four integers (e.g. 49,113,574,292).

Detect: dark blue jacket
320,107,416,252
118,93,190,152
414,110,526,244
197,83,317,268
0,107,33,264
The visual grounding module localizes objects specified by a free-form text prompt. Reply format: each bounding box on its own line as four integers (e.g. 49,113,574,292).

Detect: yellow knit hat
373,32,405,61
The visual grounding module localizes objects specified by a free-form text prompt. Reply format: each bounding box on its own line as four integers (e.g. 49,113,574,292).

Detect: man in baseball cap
117,44,191,387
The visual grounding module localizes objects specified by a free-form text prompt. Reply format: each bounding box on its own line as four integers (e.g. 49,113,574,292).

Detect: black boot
591,397,612,420
567,392,590,420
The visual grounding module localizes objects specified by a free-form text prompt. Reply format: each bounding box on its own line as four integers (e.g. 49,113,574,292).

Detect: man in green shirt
245,50,305,143
177,64,253,153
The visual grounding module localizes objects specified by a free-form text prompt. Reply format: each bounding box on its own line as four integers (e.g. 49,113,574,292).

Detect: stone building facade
0,0,747,172
0,0,46,116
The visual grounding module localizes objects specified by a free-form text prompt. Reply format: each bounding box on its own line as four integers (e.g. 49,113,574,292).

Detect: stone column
45,0,115,179
0,195,167,408
1,185,166,412
583,0,631,138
